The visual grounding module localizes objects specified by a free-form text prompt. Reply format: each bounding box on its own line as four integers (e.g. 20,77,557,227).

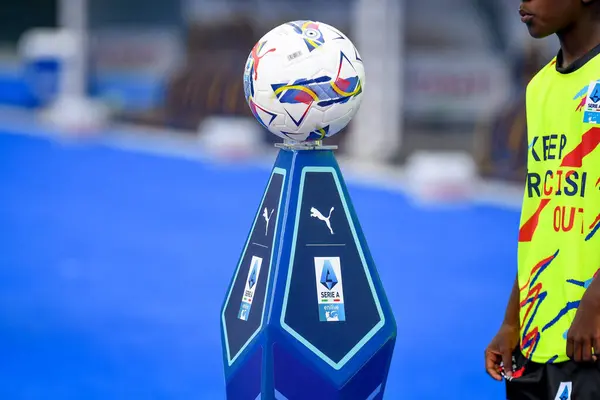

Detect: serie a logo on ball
243,20,365,143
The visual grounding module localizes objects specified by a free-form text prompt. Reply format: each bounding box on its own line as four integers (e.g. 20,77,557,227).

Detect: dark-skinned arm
502,273,521,329
566,274,600,362
485,273,521,380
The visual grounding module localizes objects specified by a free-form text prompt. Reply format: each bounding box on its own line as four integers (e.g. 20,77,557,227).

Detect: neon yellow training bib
519,49,600,364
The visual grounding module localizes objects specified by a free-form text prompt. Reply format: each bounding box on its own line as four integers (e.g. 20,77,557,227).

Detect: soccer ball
243,21,365,142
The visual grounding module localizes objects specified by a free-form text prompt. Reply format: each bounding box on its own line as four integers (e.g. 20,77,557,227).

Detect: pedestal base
220,147,396,400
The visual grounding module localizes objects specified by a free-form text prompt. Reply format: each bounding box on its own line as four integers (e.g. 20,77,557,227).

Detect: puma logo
310,207,334,234
263,207,274,235
251,41,277,80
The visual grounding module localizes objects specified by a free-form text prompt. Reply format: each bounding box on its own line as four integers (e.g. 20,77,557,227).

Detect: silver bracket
274,140,338,151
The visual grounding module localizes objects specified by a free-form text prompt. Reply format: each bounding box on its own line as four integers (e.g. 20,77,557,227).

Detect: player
484,0,600,399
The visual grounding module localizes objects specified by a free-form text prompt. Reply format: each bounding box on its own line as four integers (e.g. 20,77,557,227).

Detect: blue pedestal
220,147,397,400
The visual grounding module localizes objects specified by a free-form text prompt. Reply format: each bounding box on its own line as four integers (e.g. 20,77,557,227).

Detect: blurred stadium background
0,0,558,398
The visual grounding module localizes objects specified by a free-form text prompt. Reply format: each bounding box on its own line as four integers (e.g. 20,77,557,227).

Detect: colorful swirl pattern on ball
243,54,254,104
287,20,326,52
243,40,277,104
270,52,362,127
243,39,279,129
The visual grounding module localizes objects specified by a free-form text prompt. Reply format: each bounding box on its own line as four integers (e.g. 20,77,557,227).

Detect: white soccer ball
243,21,365,142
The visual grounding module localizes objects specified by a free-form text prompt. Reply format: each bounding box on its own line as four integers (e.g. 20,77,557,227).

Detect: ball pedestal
220,142,397,400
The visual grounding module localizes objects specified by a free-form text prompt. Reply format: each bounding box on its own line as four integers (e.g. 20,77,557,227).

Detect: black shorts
505,350,600,400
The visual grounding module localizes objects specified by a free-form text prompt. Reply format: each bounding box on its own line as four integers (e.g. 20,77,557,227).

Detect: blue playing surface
0,131,519,399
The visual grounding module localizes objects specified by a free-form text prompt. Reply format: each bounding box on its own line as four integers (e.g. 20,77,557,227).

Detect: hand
566,289,600,362
485,324,520,381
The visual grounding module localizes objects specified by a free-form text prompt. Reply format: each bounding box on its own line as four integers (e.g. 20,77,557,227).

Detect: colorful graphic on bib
574,85,588,112
520,251,599,361
519,251,558,359
584,81,600,124
520,128,600,242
